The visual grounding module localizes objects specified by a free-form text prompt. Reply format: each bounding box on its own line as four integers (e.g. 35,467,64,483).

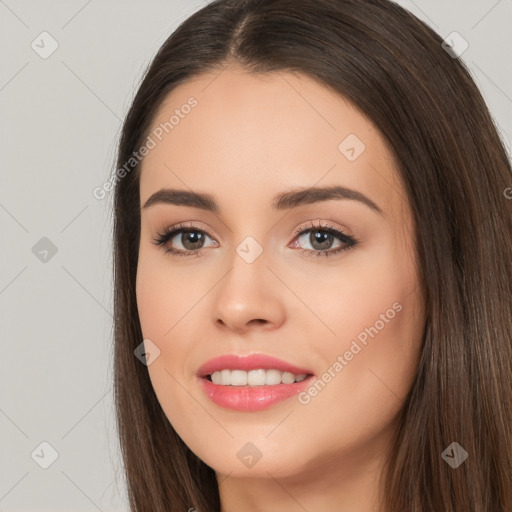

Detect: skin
136,63,426,512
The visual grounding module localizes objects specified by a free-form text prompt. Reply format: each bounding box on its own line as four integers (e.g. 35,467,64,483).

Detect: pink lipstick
197,354,315,412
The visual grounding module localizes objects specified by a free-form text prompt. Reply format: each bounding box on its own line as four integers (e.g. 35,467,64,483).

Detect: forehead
139,66,404,217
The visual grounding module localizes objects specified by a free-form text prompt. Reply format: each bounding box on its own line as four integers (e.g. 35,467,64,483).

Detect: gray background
1,0,511,510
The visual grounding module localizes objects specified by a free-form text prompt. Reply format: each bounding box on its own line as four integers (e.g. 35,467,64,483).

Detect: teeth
209,369,309,386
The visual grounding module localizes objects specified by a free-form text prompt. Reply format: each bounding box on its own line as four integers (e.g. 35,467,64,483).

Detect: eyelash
152,221,359,259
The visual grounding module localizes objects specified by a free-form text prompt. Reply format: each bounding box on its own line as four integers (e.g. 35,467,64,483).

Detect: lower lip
199,375,315,412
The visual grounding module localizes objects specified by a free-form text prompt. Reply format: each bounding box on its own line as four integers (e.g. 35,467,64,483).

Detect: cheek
335,282,423,397
338,247,422,376
135,256,197,429
136,247,197,340
135,249,206,386
308,245,424,435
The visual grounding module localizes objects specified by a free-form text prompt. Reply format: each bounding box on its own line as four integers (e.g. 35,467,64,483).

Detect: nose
212,250,286,334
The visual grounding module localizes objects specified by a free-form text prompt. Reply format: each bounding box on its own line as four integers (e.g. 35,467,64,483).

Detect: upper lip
197,354,315,378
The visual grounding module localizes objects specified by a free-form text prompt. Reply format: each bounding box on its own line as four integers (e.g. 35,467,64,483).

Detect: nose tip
212,253,287,334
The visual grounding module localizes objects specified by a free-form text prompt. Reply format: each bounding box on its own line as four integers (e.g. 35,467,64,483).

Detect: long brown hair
111,0,512,510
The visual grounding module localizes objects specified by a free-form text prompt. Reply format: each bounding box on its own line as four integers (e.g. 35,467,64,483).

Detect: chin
188,437,316,480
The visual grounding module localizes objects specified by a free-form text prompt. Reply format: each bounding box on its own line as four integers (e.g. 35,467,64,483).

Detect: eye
152,222,218,257
152,220,359,259
290,220,359,258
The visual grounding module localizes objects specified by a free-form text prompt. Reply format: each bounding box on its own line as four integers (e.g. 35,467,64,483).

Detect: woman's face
136,65,425,482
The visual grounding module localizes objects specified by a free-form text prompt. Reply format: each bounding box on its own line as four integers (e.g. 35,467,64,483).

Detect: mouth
199,372,315,412
196,354,316,412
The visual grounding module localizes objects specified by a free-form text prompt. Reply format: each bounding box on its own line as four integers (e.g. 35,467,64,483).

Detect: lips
196,353,316,412
197,353,314,378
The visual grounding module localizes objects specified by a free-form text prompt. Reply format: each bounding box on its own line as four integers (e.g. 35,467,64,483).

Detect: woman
112,0,512,510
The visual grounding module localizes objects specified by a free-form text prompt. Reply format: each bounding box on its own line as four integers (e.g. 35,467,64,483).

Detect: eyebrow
142,185,383,215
